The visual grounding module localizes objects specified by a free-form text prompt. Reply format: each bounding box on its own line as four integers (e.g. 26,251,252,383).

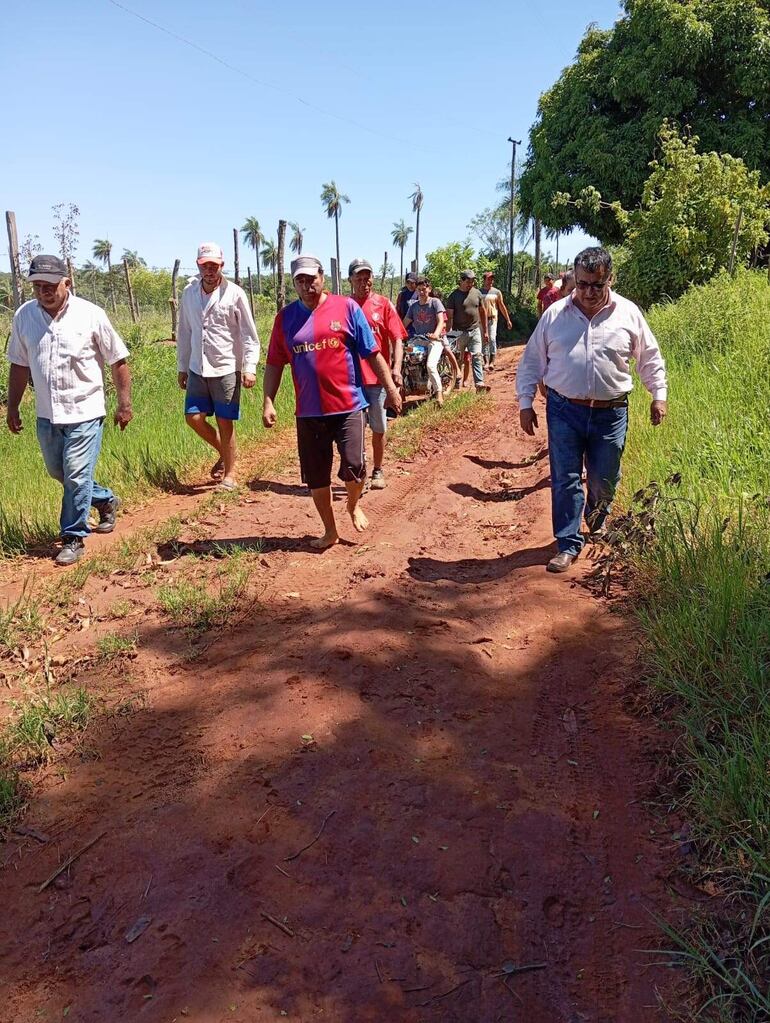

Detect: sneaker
370,468,386,490
93,496,122,534
546,551,577,574
454,377,463,391
488,361,496,372
55,537,85,566
475,384,491,394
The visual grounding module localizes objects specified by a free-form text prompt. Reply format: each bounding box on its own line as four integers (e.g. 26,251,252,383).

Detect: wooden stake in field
123,259,138,323
330,257,339,295
170,258,180,341
380,251,387,293
276,220,286,312
729,209,743,275
247,267,255,317
233,227,240,286
5,211,23,310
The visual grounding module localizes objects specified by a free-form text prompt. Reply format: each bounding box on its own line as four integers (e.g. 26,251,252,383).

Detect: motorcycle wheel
438,354,454,393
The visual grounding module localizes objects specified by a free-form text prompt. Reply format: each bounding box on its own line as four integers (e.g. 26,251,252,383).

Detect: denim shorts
185,370,241,420
363,385,388,434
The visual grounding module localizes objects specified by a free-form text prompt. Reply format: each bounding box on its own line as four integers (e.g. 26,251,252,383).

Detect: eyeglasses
574,278,609,293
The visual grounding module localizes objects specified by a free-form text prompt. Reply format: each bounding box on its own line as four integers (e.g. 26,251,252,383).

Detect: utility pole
507,137,521,298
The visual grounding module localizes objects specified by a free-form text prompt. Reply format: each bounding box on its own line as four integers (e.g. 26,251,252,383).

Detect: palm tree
121,249,146,268
390,219,413,284
261,239,278,291
320,181,350,290
409,183,424,273
289,222,305,255
241,217,263,294
81,260,101,302
92,238,116,313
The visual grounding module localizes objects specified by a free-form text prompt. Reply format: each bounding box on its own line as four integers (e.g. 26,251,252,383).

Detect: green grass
6,685,93,764
0,304,293,555
619,269,770,1019
0,768,25,831
96,632,137,659
388,390,487,459
0,581,47,655
156,548,255,632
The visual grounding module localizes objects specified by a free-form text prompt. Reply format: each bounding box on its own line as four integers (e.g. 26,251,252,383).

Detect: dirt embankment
0,350,680,1022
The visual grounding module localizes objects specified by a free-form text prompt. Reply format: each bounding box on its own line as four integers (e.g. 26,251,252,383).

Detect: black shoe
94,496,122,534
546,552,577,574
55,537,85,566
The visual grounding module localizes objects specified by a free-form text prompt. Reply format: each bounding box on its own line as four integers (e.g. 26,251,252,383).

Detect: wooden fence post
276,220,287,312
5,211,23,309
233,227,240,285
247,267,255,317
380,250,387,293
123,260,138,323
170,258,180,341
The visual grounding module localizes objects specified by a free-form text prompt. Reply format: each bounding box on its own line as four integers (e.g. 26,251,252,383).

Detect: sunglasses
574,278,609,293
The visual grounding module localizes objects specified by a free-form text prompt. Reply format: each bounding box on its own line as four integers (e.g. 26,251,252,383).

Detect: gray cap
348,257,373,276
459,269,476,281
27,254,68,283
291,254,323,279
405,272,418,284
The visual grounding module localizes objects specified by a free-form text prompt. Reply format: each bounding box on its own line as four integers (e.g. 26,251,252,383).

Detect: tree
18,233,42,272
423,242,477,298
261,238,278,292
320,181,350,289
80,260,101,302
289,222,305,254
519,0,770,242
241,217,263,294
390,219,413,284
410,183,424,272
52,203,80,265
92,238,116,313
121,249,146,268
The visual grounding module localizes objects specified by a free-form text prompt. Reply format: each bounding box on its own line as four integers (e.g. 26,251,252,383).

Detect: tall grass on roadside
0,304,292,556
620,270,770,1019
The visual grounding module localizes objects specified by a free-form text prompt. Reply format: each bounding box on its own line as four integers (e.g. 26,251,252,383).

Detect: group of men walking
6,243,667,573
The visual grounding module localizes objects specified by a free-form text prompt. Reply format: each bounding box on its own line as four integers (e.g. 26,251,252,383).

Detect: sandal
217,478,238,492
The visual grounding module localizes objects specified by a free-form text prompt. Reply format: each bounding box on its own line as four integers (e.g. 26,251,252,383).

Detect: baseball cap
348,257,373,276
405,272,418,283
544,272,555,280
291,254,323,279
27,254,68,283
196,242,224,265
459,269,476,280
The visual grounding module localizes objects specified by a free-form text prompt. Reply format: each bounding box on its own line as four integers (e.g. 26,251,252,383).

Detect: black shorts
296,410,367,490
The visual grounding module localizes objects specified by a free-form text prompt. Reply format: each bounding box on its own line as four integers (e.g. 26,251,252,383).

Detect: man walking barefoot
6,255,132,565
516,247,668,574
262,256,402,548
177,242,260,491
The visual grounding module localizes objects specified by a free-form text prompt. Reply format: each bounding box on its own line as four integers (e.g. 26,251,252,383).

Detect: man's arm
515,321,548,435
110,359,133,430
445,298,454,332
428,312,447,340
6,363,29,434
262,363,284,427
365,352,402,414
479,300,488,339
496,291,512,328
632,311,668,426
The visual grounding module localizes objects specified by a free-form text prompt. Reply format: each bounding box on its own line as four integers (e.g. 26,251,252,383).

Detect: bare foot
310,532,339,549
349,505,369,533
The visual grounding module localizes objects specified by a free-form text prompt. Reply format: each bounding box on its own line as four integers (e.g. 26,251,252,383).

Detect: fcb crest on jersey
330,320,342,331
372,312,381,321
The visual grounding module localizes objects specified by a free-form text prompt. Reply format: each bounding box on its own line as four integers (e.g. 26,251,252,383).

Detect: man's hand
263,398,277,428
519,408,539,436
6,409,22,434
242,372,256,389
505,319,512,330
392,370,403,388
114,405,133,431
178,372,188,390
385,387,403,416
650,399,667,426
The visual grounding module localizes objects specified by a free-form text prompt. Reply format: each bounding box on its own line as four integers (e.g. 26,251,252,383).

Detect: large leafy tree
519,0,770,242
320,181,350,288
241,217,263,294
423,242,476,298
390,219,413,283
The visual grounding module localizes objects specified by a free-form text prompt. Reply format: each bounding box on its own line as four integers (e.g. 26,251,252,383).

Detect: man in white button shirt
516,247,668,574
177,242,260,491
6,255,133,566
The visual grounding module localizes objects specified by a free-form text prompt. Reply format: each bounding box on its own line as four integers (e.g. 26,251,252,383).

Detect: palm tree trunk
255,244,262,294
106,255,116,313
534,219,542,291
399,245,404,284
334,213,341,293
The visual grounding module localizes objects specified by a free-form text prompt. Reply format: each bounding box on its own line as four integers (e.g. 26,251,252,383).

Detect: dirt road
1,351,676,1022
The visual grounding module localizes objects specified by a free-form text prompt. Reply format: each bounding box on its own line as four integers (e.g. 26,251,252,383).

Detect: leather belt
549,388,628,409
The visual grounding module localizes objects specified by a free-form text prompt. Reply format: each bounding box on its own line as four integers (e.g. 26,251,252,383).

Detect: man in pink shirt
537,273,561,317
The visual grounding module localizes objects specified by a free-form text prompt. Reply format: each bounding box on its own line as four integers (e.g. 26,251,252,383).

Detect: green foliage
422,242,477,297
617,126,770,306
519,0,770,240
7,686,93,764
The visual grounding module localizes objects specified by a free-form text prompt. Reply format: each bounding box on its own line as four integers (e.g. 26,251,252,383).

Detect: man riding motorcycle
402,277,452,406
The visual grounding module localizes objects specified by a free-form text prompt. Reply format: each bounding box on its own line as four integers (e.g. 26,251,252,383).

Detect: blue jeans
455,327,484,386
483,318,498,364
545,390,628,556
36,418,115,539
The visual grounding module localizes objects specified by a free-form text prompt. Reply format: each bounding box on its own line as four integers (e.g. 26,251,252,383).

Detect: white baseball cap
196,242,224,265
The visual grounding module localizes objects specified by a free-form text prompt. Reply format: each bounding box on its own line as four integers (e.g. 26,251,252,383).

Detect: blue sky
2,0,622,277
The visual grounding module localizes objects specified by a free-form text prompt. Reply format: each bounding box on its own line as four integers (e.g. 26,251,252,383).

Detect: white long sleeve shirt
516,290,668,410
177,277,260,377
8,295,129,424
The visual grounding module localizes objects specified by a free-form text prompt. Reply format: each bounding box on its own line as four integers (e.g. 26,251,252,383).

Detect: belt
549,388,628,409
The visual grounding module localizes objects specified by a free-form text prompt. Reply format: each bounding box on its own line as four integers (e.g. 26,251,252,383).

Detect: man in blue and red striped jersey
262,255,402,549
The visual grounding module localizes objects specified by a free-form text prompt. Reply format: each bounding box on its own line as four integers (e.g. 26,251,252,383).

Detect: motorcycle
400,333,456,400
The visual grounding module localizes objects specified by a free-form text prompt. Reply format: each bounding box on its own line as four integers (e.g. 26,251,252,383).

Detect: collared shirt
8,295,129,424
355,293,407,386
516,290,668,410
177,277,260,377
